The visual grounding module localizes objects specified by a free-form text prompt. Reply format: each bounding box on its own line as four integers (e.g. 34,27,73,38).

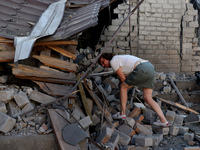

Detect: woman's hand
115,67,126,82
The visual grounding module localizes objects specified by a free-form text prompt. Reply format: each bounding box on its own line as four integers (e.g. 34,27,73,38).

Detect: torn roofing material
14,0,67,62
0,0,60,39
41,1,102,41
0,0,108,41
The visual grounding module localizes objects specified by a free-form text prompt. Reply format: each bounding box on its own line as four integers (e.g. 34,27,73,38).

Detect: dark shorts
124,62,155,89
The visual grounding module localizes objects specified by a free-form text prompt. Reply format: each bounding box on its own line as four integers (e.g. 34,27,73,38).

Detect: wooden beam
33,55,77,73
156,97,199,114
0,37,13,43
168,76,188,107
82,82,113,127
34,41,77,46
0,51,14,62
77,74,93,122
48,109,81,150
10,64,76,85
47,45,77,60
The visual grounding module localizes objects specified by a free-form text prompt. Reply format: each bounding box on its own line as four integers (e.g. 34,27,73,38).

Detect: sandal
153,120,169,127
112,112,126,120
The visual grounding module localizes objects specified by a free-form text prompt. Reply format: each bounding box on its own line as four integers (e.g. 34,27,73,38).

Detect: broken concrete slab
96,126,113,143
0,88,15,103
113,129,131,146
78,116,93,129
30,90,56,104
135,135,153,147
7,100,22,118
118,124,136,137
0,101,7,113
0,112,16,133
14,91,29,108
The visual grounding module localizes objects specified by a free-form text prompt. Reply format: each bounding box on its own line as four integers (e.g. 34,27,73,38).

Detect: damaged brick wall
101,0,200,75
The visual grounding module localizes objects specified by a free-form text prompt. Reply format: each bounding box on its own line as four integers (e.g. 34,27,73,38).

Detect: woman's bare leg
143,88,167,123
120,82,133,115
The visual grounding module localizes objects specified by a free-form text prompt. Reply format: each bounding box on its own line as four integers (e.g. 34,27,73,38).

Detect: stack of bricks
100,0,200,75
181,2,200,75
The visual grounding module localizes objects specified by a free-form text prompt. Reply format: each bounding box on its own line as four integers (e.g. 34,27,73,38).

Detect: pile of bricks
0,69,200,150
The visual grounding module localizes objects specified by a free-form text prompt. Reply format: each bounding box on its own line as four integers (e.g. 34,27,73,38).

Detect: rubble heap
0,70,200,150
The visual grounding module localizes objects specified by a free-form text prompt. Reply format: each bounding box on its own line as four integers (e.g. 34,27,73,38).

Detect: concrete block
14,91,29,108
0,112,16,133
0,76,7,83
102,77,118,89
153,126,169,135
107,95,116,102
167,72,176,80
104,84,112,95
125,117,135,128
133,103,145,109
169,126,179,136
93,76,102,84
128,107,141,118
184,132,194,141
134,114,144,124
78,116,93,129
163,86,171,93
136,123,153,136
92,114,100,125
179,126,189,135
96,126,113,143
135,135,153,147
143,108,157,125
152,134,163,147
33,114,46,125
114,129,131,146
173,114,184,125
0,101,7,113
30,91,55,104
118,124,136,137
93,65,104,73
160,74,166,80
166,110,176,124
155,72,164,80
22,102,35,115
70,103,86,122
105,133,119,150
7,100,22,118
0,88,15,103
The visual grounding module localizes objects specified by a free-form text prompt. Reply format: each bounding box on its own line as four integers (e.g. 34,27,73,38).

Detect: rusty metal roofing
0,0,108,41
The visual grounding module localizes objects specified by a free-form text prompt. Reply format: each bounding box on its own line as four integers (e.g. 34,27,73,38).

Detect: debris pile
0,69,200,150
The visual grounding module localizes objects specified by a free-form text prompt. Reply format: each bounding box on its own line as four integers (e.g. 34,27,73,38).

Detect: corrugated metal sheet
0,0,108,41
14,0,67,62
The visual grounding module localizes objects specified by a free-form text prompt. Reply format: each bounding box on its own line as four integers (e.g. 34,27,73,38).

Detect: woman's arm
115,67,126,82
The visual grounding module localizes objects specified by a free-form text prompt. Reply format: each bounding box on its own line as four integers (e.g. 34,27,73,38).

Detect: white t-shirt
110,55,140,75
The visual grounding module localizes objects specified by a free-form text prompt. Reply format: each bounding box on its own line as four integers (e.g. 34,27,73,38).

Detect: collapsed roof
0,0,109,41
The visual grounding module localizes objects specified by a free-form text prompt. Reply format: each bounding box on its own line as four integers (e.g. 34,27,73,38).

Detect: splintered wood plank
34,41,77,46
0,51,15,62
0,37,13,43
47,46,77,60
48,109,81,150
76,74,93,120
10,64,76,85
33,55,77,73
34,81,76,97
